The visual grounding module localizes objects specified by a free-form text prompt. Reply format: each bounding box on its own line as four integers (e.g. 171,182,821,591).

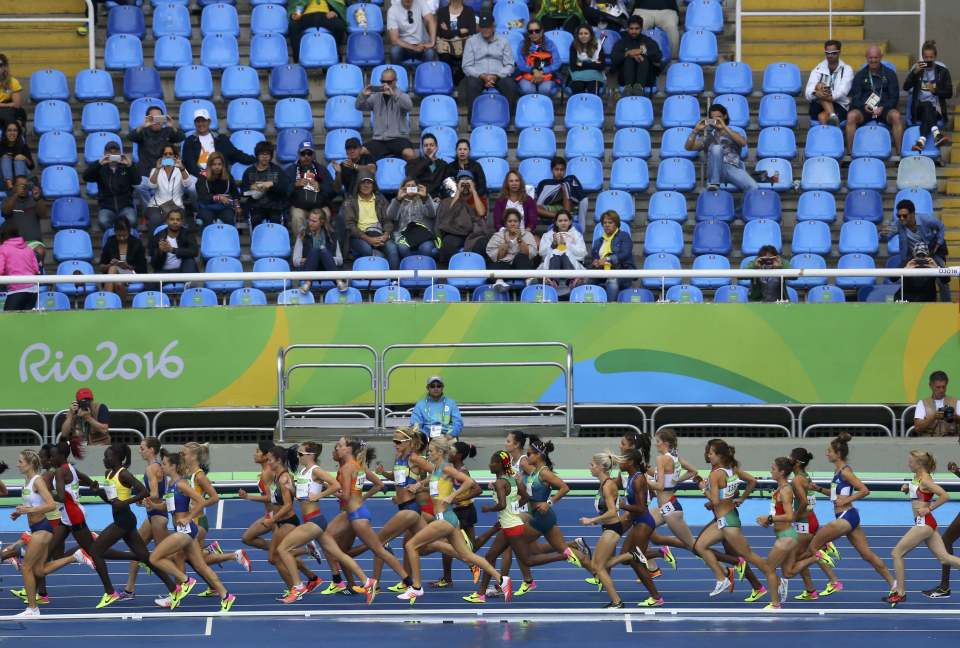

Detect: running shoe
912,138,927,152
709,578,731,597
281,584,306,604
471,565,481,583
734,557,747,581
14,607,39,618
815,550,835,568
206,540,223,555
660,546,677,570
794,590,819,601
320,581,346,595
428,575,451,588
154,595,174,609
304,576,323,593
307,540,323,564
819,581,843,597
364,578,377,605
486,584,503,597
463,592,486,604
220,593,236,612
778,578,789,602
10,588,26,600
603,601,624,609
922,586,951,599
96,591,121,609
115,590,135,602
647,568,663,579
386,582,406,593
744,587,768,603
235,549,252,573
397,586,423,603
74,549,95,570
515,580,537,597
630,546,649,567
825,541,841,561
275,589,291,602
501,576,513,603
762,603,783,611
573,537,592,562
564,547,583,568
15,591,50,605
197,589,218,598
883,592,906,606
585,577,602,592
638,596,664,608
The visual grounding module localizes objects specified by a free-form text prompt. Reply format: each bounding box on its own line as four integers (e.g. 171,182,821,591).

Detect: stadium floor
1,498,958,647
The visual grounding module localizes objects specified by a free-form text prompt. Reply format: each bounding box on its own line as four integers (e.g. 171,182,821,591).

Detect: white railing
735,0,926,63
0,0,96,69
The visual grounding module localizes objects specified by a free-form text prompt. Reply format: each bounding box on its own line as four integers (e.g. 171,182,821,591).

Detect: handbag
436,37,465,57
399,222,435,248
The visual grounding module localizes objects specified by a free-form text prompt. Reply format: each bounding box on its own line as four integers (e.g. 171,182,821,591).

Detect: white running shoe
396,586,423,601
709,578,731,597
74,549,95,570
154,595,173,609
235,549,252,573
778,578,789,602
14,607,39,618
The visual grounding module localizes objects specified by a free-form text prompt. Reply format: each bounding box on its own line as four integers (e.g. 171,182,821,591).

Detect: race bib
829,483,838,501
104,483,118,500
394,466,409,485
659,501,676,517
295,481,309,500
509,499,523,515
793,522,810,534
768,502,777,517
175,521,192,535
354,472,365,491
429,424,443,439
164,491,175,512
429,479,440,497
717,516,727,530
915,515,927,527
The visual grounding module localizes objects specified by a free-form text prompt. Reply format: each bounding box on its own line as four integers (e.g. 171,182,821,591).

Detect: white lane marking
216,500,224,530
625,614,633,633
205,617,213,636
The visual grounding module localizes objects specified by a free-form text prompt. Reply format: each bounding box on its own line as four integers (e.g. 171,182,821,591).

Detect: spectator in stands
888,199,948,271
0,121,32,190
288,0,347,63
129,107,184,204
611,16,662,96
846,46,904,157
181,109,255,180
569,25,606,96
436,170,491,265
83,140,139,231
411,375,463,439
913,371,959,437
0,220,39,311
804,39,854,127
356,69,417,162
534,157,584,224
241,140,291,227
629,0,679,59
333,137,377,196
294,207,346,294
99,217,147,301
343,169,399,269
435,0,477,86
405,133,449,199
148,208,198,278
58,388,110,447
899,242,941,302
2,176,48,263
0,53,25,129
535,0,584,33
493,170,538,230
685,104,757,193
486,208,538,290
538,209,585,297
461,14,520,122
145,143,196,232
443,139,487,196
286,140,337,235
588,210,634,301
387,0,438,65
389,177,438,259
195,151,242,229
745,245,789,303
515,20,562,97
903,40,953,151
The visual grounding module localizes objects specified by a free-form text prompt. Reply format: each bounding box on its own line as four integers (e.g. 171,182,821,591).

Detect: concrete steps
0,0,89,79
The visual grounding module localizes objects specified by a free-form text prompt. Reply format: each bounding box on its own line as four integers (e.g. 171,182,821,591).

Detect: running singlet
144,461,167,518
54,463,85,525
190,469,210,525
166,478,197,536
295,465,323,502
909,476,937,529
526,467,551,506
393,456,416,488
103,469,132,502
22,475,45,509
655,452,683,516
626,471,656,528
714,467,741,530
831,465,861,530
498,474,524,529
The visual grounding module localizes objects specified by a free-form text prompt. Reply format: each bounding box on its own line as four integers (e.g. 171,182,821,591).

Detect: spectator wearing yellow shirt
288,0,348,63
342,169,399,268
0,54,25,130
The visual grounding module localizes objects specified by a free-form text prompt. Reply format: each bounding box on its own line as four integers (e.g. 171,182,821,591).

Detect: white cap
193,109,211,121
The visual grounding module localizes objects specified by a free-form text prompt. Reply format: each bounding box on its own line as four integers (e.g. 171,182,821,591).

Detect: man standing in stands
461,14,519,122
356,68,417,162
83,141,139,231
804,39,853,127
411,376,463,439
914,371,958,436
181,109,255,179
611,16,662,96
387,0,437,65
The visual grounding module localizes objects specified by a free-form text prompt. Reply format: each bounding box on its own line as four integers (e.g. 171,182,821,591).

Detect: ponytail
111,442,132,468
706,439,738,469
528,435,554,468
453,441,477,462
592,451,622,474
790,447,814,470
144,437,162,456
183,442,211,472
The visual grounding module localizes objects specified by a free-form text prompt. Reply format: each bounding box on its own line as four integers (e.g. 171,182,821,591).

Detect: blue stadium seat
83,132,122,164
179,99,218,130
678,30,717,64
472,284,509,302
661,94,700,128
800,156,841,192
887,235,900,256
785,253,828,289
685,0,724,32
564,126,604,159
564,94,605,129
805,125,845,159
251,3,289,34
493,0,529,31
348,255,390,290
471,92,511,129
713,61,753,95
614,96,654,128
373,285,412,303
422,126,457,159
123,66,162,100
38,131,78,166
515,94,554,129
742,189,781,222
609,157,649,192
695,189,735,223
757,127,796,160
251,222,291,259
55,260,95,296
33,100,72,134
741,218,782,255
419,95,459,129
201,3,239,37
324,64,365,97
755,157,793,191
53,229,93,262
836,253,876,289
839,219,879,255
894,187,933,216
229,287,269,306
220,65,260,98
81,102,120,133
806,285,845,303
791,220,832,255
230,129,266,158
413,61,455,95
41,166,81,198
74,69,114,102
691,219,731,255
569,284,608,303
200,224,241,259
154,35,193,69
274,98,313,130
175,65,213,99
520,283,559,303
758,93,797,128
179,287,219,307
346,3,384,33
643,26,670,61
643,219,683,255
545,29,574,65
84,291,123,310
299,31,339,68
612,128,651,159
205,256,244,293
642,253,681,290
846,156,886,191
447,252,487,290
477,157,509,189
656,158,696,192
424,283,462,303
896,155,937,191
692,254,731,289
901,125,941,159
370,65,409,93
713,284,748,303
152,3,190,37
594,190,635,223
29,69,69,102
660,127,698,159
852,123,892,159
648,191,687,222
617,288,655,303
269,64,309,98
664,62,704,95
346,31,384,67
323,95,363,130
250,33,289,68
714,94,749,128
473,125,510,159
518,157,552,188
762,62,802,95
107,5,145,38
375,157,406,192
105,34,144,70
844,189,883,223
566,156,603,192
127,97,165,131
324,286,364,304
665,284,704,303
276,288,315,305
51,198,90,230
251,256,292,292
796,191,836,223
226,99,266,131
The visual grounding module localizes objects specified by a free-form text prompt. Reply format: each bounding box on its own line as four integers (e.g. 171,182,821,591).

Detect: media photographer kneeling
58,387,111,451
746,245,790,302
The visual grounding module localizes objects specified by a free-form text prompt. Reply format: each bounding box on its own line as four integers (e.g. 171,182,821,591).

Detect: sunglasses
300,150,314,156
824,50,840,55
528,28,541,34
428,383,443,388
393,440,405,445
382,78,396,85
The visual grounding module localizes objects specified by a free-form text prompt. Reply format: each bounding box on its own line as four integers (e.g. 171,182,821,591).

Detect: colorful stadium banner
5,303,957,411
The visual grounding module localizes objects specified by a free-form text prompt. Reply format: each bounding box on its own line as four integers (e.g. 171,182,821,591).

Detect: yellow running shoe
638,596,664,607
463,592,486,604
826,542,841,561
95,592,120,609
660,546,677,570
819,581,843,597
387,582,407,593
744,586,767,603
220,593,236,612
320,582,346,595
515,581,537,597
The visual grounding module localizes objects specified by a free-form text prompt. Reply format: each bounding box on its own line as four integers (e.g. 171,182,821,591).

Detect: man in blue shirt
410,376,463,439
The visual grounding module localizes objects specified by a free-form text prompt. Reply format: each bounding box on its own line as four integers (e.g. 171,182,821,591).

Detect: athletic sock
332,573,343,584
403,576,414,587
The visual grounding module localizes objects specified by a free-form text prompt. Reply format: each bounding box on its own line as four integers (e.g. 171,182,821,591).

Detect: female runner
646,429,700,561
10,450,57,617
431,441,480,588
579,452,630,608
923,436,960,598
755,457,801,609
122,438,170,598
237,441,277,553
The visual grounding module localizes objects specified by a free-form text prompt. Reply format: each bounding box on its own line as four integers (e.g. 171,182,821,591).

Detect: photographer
389,177,438,260
58,387,111,447
686,104,759,193
436,169,491,266
886,199,949,301
83,140,139,231
486,208,538,292
746,245,790,302
355,68,416,162
1,175,48,262
145,143,196,232
903,40,952,151
914,371,958,437
899,242,941,302
332,138,377,196
128,106,184,206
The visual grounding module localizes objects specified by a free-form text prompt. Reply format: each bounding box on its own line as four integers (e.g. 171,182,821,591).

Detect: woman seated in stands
99,218,147,302
587,210,634,301
486,208,538,291
389,177,438,260
538,209,586,296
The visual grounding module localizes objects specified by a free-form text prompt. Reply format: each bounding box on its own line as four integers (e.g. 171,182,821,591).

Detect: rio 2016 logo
18,341,184,383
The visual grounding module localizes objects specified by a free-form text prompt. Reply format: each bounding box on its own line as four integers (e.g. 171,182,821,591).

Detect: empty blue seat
742,189,781,222
274,98,313,130
564,93,604,129
691,219,731,255
786,253,828,289
205,256,244,293
661,94,700,128
520,283,559,303
762,62,802,95
473,125,510,159
323,95,363,129
801,156,841,192
758,93,797,128
250,33,288,68
226,98,266,131
660,127,698,159
422,125,457,159
569,284,608,303
594,190,635,223
644,219,683,255
565,126,604,159
713,61,753,95
846,156,886,191
55,260,95,296
897,155,938,192
179,99,218,130
230,129,266,158
713,94,749,128
665,284,704,303
229,287,268,306
712,284,748,302
133,291,172,309
617,288,655,303
201,3,239,37
424,283,462,303
154,35,192,69
105,34,144,70
269,64,309,98
84,291,123,310
852,123,892,159
695,189,735,223
375,157,406,192
251,256,292,292
152,3,190,37
612,128,651,159
127,97,166,131
477,157,509,189
756,127,796,160
29,69,69,102
53,229,93,262
648,191,687,222
74,69,114,102
174,65,213,99
38,131,78,166
373,285,412,303
692,253,731,289
805,125,845,159
678,30,717,64
346,31,384,67
566,156,603,192
642,253,681,290
685,0,724,31
179,287,219,307
220,65,260,98
251,3,289,34
839,219,879,255
398,254,437,290
656,158,696,192
519,157,552,188
251,222,291,259
419,95,459,129
447,251,487,290
471,92,511,129
844,189,883,223
493,0,529,31
545,29,574,65
836,253,877,289
107,5,145,38
901,125,941,159
893,187,933,216
755,157,793,192
200,224,241,259
201,34,240,69
323,286,363,304
80,102,120,133
33,100,72,134
51,197,90,230
83,132,122,164
413,61,455,95
609,157,649,192
276,288,315,305
299,31,339,68
347,255,390,290
324,64,364,97
614,96,654,128
346,3,384,33
515,94,554,129
123,66,162,100
741,218,782,255
796,191,836,223
791,220,832,255
41,165,81,198
664,62,704,95
806,285,846,303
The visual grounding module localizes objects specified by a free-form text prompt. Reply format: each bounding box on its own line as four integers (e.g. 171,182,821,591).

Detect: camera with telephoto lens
941,406,956,423
78,399,91,411
757,256,776,268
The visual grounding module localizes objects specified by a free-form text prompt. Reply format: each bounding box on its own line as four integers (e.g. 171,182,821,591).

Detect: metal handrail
802,423,893,438
0,0,96,69
577,423,645,438
798,404,897,439
52,407,151,444
0,428,44,446
901,405,918,438
152,407,276,437
0,410,47,442
655,422,793,438
651,404,797,438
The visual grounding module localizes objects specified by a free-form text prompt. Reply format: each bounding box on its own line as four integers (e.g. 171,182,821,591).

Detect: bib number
717,516,727,530
164,492,175,512
429,424,443,439
793,522,810,534
354,473,365,491
659,501,676,517
429,479,440,497
829,483,838,502
509,499,523,515
295,481,309,500
104,483,118,501
915,515,927,527
175,521,192,535
394,466,409,485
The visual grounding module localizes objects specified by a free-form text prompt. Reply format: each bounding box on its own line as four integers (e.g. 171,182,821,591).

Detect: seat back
325,64,365,96
796,191,837,223
762,62,802,95
564,93,604,129
664,62,704,95
648,191,688,222
229,287,268,306
695,189,735,222
227,98,266,131
609,157,649,192
175,65,214,99
514,94,554,129
713,61,753,95
249,33,289,68
742,189,781,222
413,61,454,95
221,65,261,98
269,64,309,98
614,96,654,128
473,125,510,159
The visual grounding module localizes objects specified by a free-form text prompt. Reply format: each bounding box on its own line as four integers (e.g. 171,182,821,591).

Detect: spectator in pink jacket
492,170,538,231
0,220,39,311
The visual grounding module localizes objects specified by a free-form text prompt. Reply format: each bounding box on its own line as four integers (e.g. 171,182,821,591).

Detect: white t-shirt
197,133,215,170
387,0,430,45
914,398,944,420
163,235,181,271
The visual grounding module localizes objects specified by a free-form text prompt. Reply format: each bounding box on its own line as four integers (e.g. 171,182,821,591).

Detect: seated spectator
435,0,477,86
288,0,347,62
887,199,949,301
611,16,662,96
436,170,491,265
535,0,584,33
343,169,399,269
148,208,198,277
846,46,903,156
333,137,377,196
537,209,586,296
515,20,562,97
569,25,607,96
195,151,242,229
913,371,958,437
0,53,25,129
494,169,538,231
2,175,48,263
533,156,586,224
99,217,147,301
389,177,438,259
128,106,184,206
387,0,437,65
804,39,853,126
587,210,634,301
286,140,337,234
685,104,758,193
182,109,255,179
900,242,942,302
461,14,520,122
745,245,790,302
903,40,953,151
294,207,346,294
486,208,538,290
241,140,291,227
0,220,39,311
83,140,139,231
405,133,449,199
629,0,680,58
145,143,196,232
0,121,32,190
443,139,487,196
356,69,416,162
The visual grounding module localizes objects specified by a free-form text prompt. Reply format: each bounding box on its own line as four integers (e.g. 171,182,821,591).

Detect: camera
108,154,122,163
368,85,384,93
941,406,956,423
405,186,418,195
757,256,776,267
152,114,166,124
78,399,91,411
162,158,175,167
706,118,719,127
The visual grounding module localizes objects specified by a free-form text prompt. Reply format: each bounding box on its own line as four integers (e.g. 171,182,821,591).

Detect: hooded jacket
0,236,40,291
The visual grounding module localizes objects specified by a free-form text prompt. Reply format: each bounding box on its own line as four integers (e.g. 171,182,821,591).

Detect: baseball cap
456,170,474,180
426,376,444,387
299,141,314,152
76,388,94,401
193,109,211,122
478,14,493,28
345,137,362,150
